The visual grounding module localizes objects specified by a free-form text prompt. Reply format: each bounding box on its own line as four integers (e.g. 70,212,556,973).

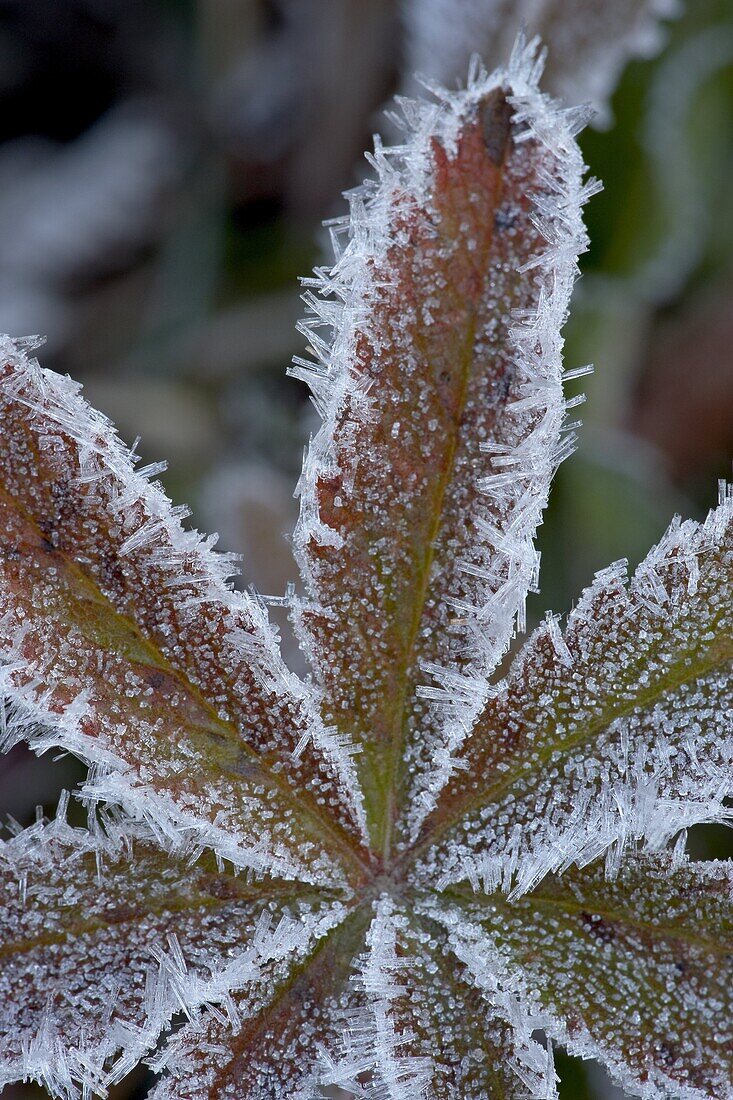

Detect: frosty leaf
150,907,370,1100
415,491,733,892
434,853,733,1099
403,0,681,123
293,39,593,850
0,36,730,1100
0,339,366,881
0,807,336,1098
309,897,556,1100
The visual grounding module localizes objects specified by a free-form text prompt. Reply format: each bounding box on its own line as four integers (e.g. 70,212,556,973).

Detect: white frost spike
402,0,682,124
311,898,433,1100
543,612,573,668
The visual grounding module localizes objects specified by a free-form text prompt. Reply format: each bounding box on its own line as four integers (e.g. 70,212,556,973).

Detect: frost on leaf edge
287,36,599,843
415,483,733,900
0,798,346,1099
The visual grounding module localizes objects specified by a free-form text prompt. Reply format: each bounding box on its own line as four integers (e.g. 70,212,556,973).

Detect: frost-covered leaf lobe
436,854,733,1098
294,46,592,853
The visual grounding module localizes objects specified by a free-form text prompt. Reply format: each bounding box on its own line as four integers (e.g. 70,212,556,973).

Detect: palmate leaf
0,34,731,1100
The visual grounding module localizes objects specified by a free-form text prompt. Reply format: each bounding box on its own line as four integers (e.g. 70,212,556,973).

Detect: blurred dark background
0,1,731,1097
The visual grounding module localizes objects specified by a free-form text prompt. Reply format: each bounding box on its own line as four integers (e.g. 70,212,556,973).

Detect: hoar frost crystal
0,36,730,1100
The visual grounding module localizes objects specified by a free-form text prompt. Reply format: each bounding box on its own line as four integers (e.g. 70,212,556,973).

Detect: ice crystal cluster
0,37,731,1100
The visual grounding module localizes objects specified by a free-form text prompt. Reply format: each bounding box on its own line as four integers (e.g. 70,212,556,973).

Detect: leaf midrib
0,876,320,961
443,884,733,957
378,315,479,863
378,149,510,863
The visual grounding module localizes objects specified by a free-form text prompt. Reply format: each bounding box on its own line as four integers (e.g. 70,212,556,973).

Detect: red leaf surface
0,344,367,883
293,61,592,853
